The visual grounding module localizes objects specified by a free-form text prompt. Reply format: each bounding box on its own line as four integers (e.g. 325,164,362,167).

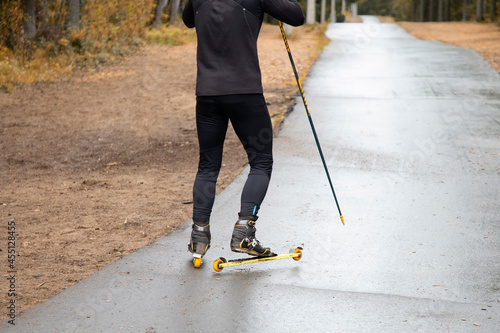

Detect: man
183,0,304,262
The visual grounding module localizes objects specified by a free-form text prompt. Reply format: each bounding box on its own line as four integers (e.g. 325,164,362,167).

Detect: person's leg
229,94,274,217
228,94,274,257
189,96,228,256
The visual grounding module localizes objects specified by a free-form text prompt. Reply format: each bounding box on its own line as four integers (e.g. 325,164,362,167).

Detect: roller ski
212,216,303,271
188,220,210,268
230,216,274,257
213,247,303,272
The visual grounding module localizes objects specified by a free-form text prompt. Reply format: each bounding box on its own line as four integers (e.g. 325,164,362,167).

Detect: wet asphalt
2,16,500,332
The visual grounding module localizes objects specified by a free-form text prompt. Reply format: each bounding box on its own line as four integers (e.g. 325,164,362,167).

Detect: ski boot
188,219,211,268
230,215,274,257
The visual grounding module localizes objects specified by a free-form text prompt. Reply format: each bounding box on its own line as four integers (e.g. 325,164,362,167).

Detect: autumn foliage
0,0,159,90
78,0,155,56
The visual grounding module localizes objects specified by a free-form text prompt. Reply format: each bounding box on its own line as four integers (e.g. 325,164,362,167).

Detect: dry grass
399,21,500,72
0,0,156,92
146,25,197,45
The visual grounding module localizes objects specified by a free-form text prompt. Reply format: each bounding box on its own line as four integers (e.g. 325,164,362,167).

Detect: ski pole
278,21,345,225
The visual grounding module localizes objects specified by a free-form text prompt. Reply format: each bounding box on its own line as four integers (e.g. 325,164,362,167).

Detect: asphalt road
2,16,500,332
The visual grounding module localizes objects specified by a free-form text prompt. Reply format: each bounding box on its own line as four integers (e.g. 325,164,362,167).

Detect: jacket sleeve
182,0,195,28
262,0,305,26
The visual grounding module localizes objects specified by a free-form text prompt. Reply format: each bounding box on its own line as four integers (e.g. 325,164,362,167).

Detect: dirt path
1,20,499,321
0,24,325,320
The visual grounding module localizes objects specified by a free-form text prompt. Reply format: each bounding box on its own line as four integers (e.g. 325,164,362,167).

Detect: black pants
192,94,273,223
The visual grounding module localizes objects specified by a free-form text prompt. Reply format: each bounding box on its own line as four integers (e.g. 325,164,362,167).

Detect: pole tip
340,215,345,225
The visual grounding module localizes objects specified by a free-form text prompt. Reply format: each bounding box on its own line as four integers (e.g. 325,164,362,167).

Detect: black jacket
182,0,304,96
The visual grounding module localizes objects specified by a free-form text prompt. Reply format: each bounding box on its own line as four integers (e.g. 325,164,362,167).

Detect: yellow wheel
193,257,202,268
293,248,302,261
213,259,224,272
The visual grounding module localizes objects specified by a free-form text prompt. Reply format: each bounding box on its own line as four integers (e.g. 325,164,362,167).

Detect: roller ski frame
212,247,303,272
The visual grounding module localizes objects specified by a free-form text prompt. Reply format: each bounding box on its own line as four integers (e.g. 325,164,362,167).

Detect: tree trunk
429,0,434,21
81,0,86,18
306,0,315,24
67,0,80,29
462,0,468,21
351,3,358,17
320,0,326,23
170,0,181,25
419,0,425,21
411,0,417,21
444,0,450,20
476,0,484,21
330,0,336,22
438,0,443,21
40,0,49,29
154,0,169,28
492,0,497,21
24,0,36,40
